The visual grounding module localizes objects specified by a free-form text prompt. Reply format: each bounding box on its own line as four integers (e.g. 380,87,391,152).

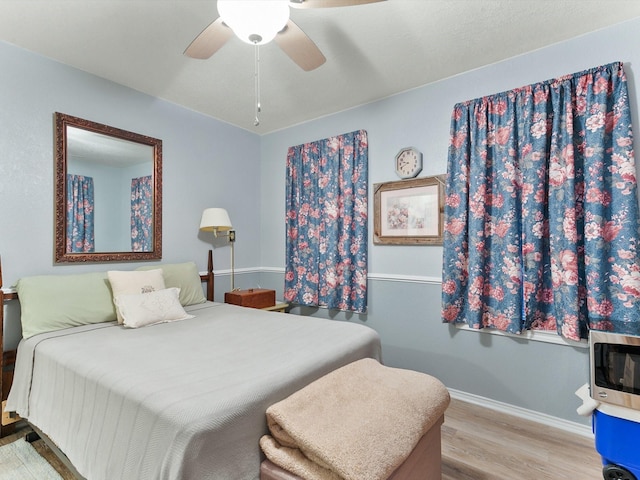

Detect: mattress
6,302,381,480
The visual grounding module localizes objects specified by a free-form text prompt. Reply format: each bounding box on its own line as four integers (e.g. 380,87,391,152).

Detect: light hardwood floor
442,398,603,479
2,397,603,480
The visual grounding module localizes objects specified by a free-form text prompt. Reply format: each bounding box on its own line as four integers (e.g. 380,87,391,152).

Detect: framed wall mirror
54,112,162,263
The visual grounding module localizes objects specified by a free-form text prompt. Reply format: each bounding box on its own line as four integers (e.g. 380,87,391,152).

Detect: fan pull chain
254,43,261,127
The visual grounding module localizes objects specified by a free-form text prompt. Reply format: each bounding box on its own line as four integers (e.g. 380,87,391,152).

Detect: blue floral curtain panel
442,62,640,341
284,129,368,313
66,174,95,253
131,175,153,252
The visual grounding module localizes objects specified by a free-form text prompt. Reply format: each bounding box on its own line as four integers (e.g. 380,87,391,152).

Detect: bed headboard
0,259,18,436
201,249,214,302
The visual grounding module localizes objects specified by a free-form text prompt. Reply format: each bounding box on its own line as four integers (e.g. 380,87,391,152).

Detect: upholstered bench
259,358,450,480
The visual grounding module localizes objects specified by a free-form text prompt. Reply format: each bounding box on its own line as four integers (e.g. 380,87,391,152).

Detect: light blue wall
2,17,640,426
0,40,261,276
0,40,261,343
258,17,640,425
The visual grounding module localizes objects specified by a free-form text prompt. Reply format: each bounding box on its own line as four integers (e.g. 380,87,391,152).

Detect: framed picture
373,175,446,245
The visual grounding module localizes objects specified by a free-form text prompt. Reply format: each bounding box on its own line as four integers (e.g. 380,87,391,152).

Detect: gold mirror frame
54,112,162,263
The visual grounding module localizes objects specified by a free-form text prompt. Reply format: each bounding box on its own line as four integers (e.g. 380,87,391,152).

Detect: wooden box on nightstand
224,288,276,309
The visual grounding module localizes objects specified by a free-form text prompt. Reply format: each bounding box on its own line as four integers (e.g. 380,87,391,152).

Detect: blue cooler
593,406,640,480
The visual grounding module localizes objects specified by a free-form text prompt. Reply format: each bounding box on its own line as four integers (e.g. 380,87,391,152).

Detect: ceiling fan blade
289,0,385,8
184,17,234,59
274,19,326,71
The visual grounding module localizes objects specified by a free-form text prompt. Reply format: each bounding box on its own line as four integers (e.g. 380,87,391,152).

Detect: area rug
0,438,62,480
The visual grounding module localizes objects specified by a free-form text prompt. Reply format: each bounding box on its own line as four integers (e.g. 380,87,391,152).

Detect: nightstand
261,302,289,313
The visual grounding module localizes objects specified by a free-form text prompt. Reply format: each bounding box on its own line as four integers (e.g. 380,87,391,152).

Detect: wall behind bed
258,17,640,427
0,40,262,347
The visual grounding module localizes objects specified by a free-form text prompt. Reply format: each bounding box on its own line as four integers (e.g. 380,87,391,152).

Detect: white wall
258,17,640,424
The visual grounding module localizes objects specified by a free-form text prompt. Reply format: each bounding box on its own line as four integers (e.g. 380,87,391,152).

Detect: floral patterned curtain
66,174,95,253
131,175,153,252
284,129,368,313
442,62,640,341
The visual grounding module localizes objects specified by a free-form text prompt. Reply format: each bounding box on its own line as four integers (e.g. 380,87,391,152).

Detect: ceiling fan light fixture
217,0,290,45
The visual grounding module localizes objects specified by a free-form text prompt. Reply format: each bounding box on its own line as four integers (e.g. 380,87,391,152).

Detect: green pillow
17,272,117,339
136,262,207,306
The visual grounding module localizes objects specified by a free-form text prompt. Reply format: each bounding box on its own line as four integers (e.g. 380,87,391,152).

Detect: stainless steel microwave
590,330,640,410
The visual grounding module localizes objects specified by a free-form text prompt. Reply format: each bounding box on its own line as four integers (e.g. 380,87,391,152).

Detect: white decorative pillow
115,288,194,328
107,269,166,324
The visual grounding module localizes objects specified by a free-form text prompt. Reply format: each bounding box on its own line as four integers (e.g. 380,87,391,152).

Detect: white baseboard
448,388,593,438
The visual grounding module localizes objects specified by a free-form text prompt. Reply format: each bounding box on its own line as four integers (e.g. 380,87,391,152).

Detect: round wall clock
395,147,423,179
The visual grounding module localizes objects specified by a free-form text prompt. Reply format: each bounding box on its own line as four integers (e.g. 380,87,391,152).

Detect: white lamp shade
200,208,233,232
217,0,289,45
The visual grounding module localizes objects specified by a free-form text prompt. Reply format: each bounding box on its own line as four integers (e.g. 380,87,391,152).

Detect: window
284,130,368,313
442,62,640,341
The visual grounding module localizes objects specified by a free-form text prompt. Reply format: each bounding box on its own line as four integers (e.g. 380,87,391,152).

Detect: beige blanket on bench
259,358,450,480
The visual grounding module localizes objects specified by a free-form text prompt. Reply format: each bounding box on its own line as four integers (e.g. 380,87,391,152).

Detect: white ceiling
2,0,640,134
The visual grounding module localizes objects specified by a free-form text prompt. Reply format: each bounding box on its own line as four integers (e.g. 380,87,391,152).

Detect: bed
0,253,382,480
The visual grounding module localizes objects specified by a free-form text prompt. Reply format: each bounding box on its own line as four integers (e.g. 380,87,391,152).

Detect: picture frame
373,175,446,245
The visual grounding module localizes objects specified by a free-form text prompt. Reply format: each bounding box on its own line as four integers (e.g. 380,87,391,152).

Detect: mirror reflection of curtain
66,174,95,253
131,176,153,252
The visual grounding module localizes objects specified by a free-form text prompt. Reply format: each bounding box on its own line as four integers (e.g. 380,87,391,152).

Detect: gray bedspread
6,302,381,480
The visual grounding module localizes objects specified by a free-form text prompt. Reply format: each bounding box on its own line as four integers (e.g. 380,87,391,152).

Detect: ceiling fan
184,0,387,72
